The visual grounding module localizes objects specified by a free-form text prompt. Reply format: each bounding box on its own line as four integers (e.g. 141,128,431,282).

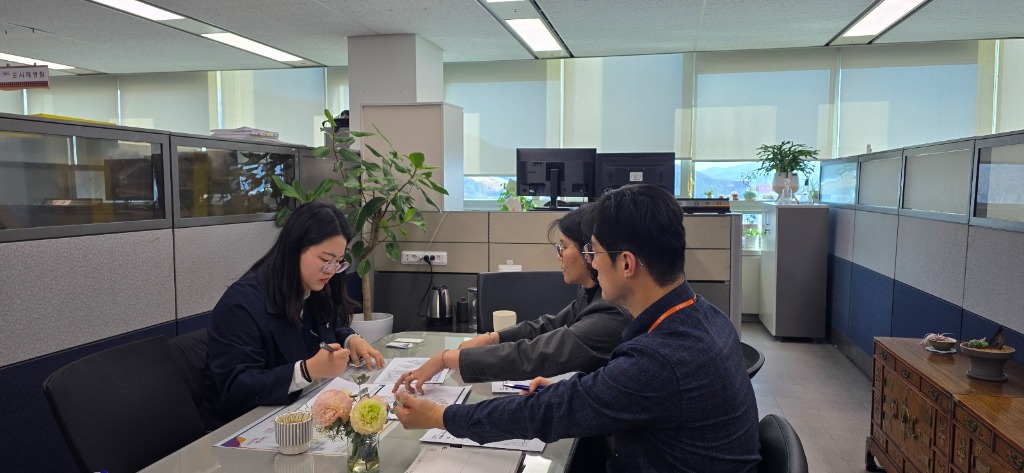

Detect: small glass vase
346,433,380,473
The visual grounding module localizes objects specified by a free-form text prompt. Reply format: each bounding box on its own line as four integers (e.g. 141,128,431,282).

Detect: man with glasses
395,184,759,472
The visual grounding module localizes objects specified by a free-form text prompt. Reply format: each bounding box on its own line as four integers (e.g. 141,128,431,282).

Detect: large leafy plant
754,141,819,176
273,110,448,318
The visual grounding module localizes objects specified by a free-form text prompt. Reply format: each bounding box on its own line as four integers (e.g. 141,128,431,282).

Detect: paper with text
404,445,525,473
420,428,546,452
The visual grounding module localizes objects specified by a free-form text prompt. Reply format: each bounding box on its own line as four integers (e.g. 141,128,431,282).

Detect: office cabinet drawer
922,377,952,414
895,358,922,390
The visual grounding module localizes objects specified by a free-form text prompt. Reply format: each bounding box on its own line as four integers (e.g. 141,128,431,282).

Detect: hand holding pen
305,343,350,379
506,376,552,395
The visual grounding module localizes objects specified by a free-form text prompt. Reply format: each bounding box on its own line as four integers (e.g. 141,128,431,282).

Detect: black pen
502,383,545,391
319,342,338,352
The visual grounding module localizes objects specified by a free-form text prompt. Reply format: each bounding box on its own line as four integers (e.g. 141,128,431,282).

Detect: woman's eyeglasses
554,242,576,257
580,242,625,264
320,258,350,274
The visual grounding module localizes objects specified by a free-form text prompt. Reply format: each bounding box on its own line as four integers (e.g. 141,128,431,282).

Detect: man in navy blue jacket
395,184,760,472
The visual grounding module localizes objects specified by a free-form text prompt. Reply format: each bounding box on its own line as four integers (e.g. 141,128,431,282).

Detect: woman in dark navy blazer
202,201,385,427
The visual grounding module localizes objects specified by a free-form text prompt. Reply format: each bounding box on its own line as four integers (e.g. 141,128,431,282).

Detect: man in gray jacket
394,204,631,390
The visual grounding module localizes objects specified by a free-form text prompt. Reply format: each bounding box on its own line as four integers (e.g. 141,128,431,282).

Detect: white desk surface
140,331,576,473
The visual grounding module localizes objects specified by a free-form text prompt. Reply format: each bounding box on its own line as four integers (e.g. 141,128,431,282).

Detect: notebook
404,445,524,473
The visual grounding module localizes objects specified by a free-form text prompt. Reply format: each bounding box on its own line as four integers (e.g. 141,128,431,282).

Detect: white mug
493,310,517,331
274,411,312,455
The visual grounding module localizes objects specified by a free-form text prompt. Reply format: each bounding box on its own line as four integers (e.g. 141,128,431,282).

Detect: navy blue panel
891,282,963,341
962,310,1024,364
0,322,175,472
828,255,853,339
849,264,894,356
177,311,210,335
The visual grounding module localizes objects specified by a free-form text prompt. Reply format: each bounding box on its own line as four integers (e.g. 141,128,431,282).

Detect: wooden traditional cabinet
868,338,1024,473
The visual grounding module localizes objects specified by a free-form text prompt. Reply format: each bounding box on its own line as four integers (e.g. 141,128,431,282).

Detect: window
175,143,294,219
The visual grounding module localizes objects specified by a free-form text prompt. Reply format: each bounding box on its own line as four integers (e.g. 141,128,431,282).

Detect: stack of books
210,126,280,142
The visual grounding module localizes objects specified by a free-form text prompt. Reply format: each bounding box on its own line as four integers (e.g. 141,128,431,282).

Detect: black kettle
426,285,453,326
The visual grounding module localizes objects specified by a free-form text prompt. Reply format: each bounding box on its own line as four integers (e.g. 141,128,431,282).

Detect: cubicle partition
0,113,300,472
822,129,1024,374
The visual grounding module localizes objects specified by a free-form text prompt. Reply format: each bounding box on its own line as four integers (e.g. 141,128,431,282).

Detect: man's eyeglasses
581,242,625,265
554,242,576,257
320,258,350,274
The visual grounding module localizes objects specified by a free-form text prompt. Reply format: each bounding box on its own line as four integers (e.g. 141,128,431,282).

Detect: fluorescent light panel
843,0,928,37
201,33,302,62
90,0,183,21
0,52,74,70
506,19,562,52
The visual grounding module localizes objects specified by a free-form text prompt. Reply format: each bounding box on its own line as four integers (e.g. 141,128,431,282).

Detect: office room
2,0,1024,471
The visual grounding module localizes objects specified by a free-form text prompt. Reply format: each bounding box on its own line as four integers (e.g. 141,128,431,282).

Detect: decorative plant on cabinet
273,109,449,320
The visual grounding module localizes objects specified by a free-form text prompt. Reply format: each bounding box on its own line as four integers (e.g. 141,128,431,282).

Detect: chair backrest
168,328,208,409
742,342,765,378
757,414,809,473
476,271,580,333
43,336,206,473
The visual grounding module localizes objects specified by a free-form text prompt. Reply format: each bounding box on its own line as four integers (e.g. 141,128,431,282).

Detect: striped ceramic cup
274,411,313,455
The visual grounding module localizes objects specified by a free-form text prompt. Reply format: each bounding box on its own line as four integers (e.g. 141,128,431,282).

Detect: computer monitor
104,158,156,201
594,152,675,195
516,148,596,210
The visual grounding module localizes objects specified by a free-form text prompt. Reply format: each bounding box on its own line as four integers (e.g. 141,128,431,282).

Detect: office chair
742,342,765,378
475,271,580,333
168,328,208,410
757,414,809,473
43,337,206,473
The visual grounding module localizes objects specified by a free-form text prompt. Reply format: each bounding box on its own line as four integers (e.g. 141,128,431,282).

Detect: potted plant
742,227,762,249
496,179,535,211
703,188,715,198
959,328,1015,381
740,171,758,201
754,141,819,195
273,109,449,324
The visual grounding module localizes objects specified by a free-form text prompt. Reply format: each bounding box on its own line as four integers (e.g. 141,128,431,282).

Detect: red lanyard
647,296,698,333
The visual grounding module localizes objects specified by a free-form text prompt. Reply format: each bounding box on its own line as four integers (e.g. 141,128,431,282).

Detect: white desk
141,331,576,473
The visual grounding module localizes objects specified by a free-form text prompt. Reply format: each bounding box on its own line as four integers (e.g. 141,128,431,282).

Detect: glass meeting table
140,331,576,473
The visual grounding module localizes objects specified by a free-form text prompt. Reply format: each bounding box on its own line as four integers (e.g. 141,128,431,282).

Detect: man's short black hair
587,184,685,286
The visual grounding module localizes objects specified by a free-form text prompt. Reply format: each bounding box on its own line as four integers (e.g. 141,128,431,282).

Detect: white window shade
119,71,212,134
694,48,835,161
220,68,325,147
325,67,349,121
562,54,684,154
837,42,978,157
444,60,559,176
998,39,1024,133
27,75,118,124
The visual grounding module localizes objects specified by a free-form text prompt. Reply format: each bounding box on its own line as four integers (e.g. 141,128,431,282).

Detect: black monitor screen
594,152,675,195
516,148,596,203
105,158,156,201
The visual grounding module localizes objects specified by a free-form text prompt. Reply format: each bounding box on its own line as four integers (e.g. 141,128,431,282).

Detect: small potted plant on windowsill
740,172,758,201
742,227,762,250
959,327,1015,382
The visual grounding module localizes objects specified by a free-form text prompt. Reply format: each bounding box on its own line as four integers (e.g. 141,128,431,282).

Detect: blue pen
502,383,545,391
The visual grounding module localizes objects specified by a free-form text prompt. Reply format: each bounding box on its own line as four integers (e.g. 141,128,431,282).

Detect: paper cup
274,411,312,455
493,310,517,331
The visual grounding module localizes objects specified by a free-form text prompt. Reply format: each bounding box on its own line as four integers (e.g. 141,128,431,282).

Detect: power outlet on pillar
400,251,448,266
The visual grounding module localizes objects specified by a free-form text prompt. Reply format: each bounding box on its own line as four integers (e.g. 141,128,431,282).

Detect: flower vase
347,433,380,473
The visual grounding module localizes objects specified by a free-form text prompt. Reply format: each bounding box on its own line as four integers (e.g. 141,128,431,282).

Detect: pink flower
311,389,353,428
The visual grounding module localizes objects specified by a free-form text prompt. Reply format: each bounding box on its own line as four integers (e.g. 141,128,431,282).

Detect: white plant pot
350,312,393,344
772,172,800,195
742,235,760,250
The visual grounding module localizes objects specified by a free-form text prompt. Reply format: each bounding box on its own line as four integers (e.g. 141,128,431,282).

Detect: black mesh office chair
43,336,206,473
757,414,809,473
475,271,581,333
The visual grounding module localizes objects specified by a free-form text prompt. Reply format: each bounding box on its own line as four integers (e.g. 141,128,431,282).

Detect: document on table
216,376,387,455
373,358,449,385
376,384,470,420
420,428,546,452
490,371,579,394
404,445,525,473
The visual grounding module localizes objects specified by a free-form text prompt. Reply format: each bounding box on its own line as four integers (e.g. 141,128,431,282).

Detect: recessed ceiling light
506,19,562,52
0,52,74,70
843,0,928,37
89,0,183,21
201,33,303,62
